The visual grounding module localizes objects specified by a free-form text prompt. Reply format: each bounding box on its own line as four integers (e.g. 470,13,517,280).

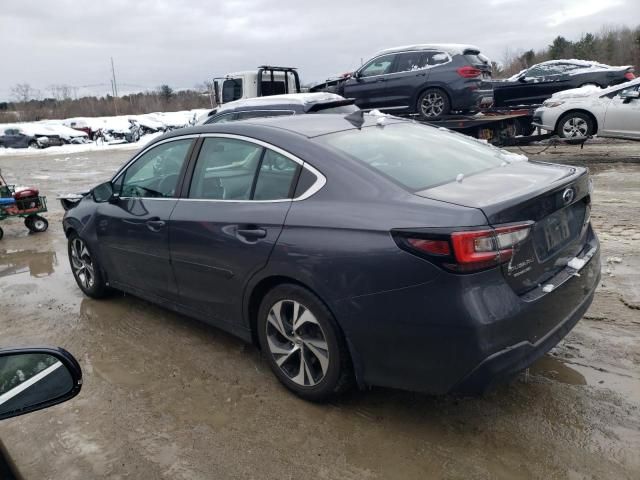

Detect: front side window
189,138,263,200
120,139,192,198
222,79,243,103
253,150,300,200
360,54,395,78
205,113,236,124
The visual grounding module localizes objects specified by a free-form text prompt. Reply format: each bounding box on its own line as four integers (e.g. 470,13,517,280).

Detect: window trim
182,133,325,203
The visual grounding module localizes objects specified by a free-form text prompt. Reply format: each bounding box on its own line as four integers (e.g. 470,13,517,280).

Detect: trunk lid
416,162,592,294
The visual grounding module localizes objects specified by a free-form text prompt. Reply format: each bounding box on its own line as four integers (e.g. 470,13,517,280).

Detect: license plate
543,210,571,251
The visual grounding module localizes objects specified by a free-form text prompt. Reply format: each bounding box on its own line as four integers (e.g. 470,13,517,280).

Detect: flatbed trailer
396,106,553,146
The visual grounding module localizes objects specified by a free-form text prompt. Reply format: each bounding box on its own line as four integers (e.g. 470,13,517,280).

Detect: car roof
160,113,408,142
376,43,481,56
216,93,348,115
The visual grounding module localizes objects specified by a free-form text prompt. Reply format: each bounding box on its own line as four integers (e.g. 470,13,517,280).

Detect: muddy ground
0,140,638,479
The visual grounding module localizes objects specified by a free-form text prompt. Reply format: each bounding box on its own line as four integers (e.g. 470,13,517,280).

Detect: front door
383,51,432,109
96,138,194,301
601,85,640,140
170,137,301,326
343,53,396,110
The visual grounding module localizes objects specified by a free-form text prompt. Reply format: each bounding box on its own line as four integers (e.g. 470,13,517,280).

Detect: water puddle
0,249,57,279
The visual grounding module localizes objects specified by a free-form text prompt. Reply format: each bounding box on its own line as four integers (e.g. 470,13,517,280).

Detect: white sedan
532,78,640,141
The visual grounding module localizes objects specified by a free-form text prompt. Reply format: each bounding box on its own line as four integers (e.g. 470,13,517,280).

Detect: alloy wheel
421,92,445,117
70,238,95,290
265,299,329,387
562,117,589,138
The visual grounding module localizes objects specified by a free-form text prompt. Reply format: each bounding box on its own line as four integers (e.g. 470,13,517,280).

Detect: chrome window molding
113,133,326,203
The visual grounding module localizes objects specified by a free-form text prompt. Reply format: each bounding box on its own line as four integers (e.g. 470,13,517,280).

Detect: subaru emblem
562,188,575,204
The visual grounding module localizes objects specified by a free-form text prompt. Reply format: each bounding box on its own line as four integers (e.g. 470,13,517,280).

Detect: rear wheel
257,284,353,402
557,112,594,143
68,233,110,298
26,215,48,233
28,141,39,149
417,88,450,120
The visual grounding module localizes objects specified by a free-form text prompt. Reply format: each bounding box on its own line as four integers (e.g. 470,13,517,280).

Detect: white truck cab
213,66,301,106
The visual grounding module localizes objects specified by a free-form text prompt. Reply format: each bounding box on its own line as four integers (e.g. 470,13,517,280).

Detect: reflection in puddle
0,249,57,278
528,355,587,385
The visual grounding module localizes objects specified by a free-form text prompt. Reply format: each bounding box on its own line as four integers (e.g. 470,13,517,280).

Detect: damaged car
311,44,493,119
62,113,600,401
532,77,640,141
493,59,635,108
0,125,64,149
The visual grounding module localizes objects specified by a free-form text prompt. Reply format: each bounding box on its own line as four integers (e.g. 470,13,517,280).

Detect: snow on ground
0,109,208,156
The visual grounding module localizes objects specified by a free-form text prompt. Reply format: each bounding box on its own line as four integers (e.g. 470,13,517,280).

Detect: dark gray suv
315,44,493,119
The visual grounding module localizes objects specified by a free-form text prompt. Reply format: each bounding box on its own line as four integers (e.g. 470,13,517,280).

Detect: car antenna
344,110,365,129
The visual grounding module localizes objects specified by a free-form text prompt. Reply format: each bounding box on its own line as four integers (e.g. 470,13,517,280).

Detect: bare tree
10,83,40,103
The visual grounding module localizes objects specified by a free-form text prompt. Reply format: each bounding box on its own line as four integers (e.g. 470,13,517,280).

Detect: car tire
417,88,450,120
26,215,48,233
67,233,110,298
257,284,353,402
557,112,594,144
28,141,39,149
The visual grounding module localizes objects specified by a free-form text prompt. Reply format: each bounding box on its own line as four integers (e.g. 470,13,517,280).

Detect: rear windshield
311,104,359,114
318,122,506,191
464,51,490,66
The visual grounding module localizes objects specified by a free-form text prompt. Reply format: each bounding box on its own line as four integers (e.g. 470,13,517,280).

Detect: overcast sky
1,0,638,100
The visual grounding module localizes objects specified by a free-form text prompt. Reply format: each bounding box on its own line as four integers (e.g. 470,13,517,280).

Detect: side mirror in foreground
0,347,82,421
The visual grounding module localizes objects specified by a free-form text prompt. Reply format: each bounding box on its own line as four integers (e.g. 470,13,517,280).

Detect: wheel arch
244,274,364,388
555,109,599,135
412,84,452,113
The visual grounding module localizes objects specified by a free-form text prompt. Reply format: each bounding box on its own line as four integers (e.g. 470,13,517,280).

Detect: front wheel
557,112,594,143
68,233,110,298
417,88,450,120
26,215,48,233
257,284,353,402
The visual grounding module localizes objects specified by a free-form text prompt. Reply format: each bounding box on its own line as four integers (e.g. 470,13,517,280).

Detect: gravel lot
0,140,638,479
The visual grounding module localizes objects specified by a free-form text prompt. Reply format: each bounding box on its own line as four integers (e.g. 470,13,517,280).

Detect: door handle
237,228,267,240
146,219,166,231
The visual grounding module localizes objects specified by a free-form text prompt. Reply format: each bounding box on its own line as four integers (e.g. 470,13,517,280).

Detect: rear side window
392,52,428,73
189,138,262,200
319,122,505,191
253,150,300,200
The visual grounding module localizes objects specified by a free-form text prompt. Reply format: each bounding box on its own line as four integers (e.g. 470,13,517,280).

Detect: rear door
601,85,640,139
343,54,396,109
383,51,431,109
169,136,303,325
96,137,195,301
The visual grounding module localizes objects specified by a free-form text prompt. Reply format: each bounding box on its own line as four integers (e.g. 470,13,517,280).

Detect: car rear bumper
336,231,601,395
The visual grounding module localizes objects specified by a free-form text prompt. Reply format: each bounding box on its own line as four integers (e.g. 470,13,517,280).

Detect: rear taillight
624,71,635,80
451,224,531,271
394,223,532,273
457,66,482,78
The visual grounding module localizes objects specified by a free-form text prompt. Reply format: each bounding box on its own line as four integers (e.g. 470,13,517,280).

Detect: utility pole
110,57,119,115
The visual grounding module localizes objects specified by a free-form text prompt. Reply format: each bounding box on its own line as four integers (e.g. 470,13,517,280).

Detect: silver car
532,78,640,141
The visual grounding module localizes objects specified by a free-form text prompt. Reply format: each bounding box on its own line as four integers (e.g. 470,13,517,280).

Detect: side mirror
620,90,640,103
0,347,82,421
91,181,115,203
